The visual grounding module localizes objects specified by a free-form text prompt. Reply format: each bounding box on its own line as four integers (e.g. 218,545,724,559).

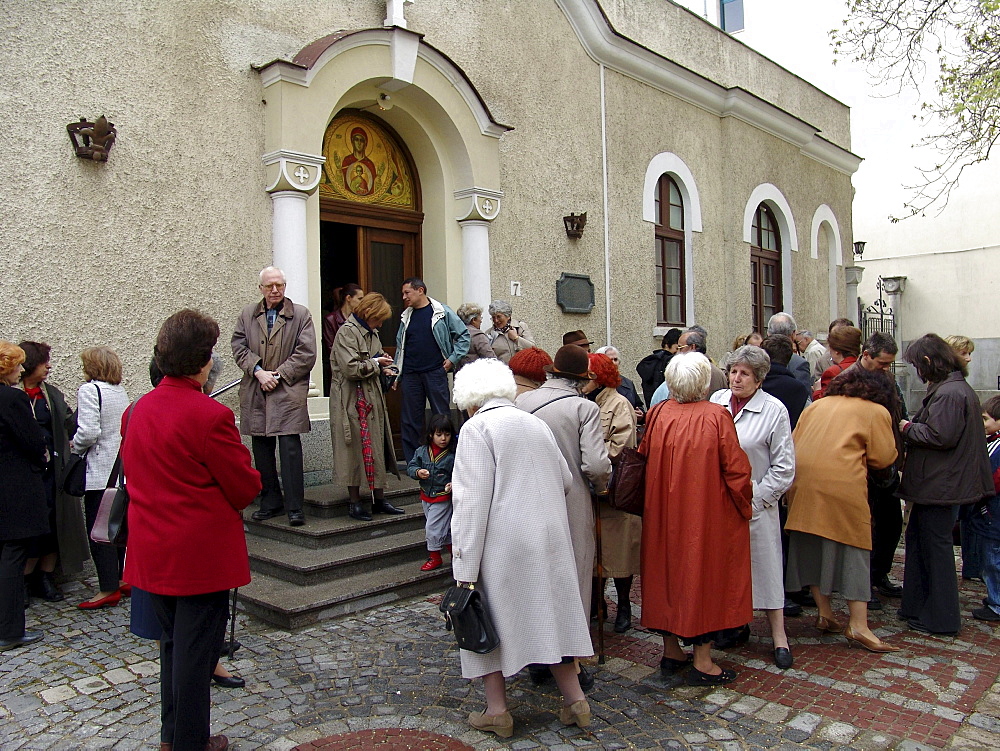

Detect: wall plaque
556,273,595,314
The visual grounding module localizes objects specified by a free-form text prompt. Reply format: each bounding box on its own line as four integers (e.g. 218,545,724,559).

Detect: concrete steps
239,475,453,628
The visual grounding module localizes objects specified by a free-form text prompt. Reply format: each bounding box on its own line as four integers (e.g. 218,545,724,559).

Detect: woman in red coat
813,325,862,400
123,310,261,751
640,353,753,686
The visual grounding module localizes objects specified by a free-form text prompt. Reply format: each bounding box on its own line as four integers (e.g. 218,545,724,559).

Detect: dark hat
544,344,594,381
562,330,592,347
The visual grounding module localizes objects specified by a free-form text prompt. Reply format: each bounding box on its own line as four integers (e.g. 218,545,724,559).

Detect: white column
270,190,309,308
459,219,492,311
844,265,864,322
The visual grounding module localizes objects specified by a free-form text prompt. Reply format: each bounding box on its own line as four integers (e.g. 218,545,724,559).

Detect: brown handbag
607,401,664,516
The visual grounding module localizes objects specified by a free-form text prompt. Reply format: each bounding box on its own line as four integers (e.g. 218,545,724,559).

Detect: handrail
210,379,241,399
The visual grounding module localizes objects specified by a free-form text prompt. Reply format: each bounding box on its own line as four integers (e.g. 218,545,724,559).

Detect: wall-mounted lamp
67,116,117,161
376,93,393,111
853,240,866,259
563,212,587,239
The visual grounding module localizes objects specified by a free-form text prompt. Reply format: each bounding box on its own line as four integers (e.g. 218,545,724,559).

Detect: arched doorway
318,110,423,396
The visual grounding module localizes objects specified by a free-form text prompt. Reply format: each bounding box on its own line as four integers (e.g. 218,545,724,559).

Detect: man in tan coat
232,266,317,527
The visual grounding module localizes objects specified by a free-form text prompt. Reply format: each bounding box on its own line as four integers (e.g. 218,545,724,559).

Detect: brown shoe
468,710,513,738
559,699,592,727
844,626,901,653
205,735,229,751
159,744,172,751
815,615,844,634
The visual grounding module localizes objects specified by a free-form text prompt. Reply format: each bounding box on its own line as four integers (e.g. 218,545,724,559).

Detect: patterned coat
71,380,130,491
329,315,398,489
516,378,611,611
451,397,593,678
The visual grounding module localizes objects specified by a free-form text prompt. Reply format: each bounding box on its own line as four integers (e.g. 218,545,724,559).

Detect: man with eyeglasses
648,328,726,406
232,266,317,527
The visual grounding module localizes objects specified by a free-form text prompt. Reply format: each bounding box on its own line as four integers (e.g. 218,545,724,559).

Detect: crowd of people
2,267,998,747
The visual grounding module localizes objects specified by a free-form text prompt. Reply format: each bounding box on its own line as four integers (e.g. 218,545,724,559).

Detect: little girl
407,414,455,571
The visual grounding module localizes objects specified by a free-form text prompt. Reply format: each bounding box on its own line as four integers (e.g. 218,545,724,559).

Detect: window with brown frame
654,175,685,326
750,203,781,335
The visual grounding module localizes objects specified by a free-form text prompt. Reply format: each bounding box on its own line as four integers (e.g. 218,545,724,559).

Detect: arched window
750,203,781,334
655,175,685,326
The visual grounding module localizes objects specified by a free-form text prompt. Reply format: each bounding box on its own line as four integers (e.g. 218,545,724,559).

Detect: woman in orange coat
639,352,753,686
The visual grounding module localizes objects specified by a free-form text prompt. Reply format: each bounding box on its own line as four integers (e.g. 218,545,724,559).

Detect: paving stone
818,721,859,744
40,685,77,704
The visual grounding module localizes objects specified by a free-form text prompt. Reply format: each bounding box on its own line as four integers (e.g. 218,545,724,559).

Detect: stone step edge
246,529,429,573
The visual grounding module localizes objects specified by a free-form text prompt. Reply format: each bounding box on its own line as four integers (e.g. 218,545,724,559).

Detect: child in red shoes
407,414,455,571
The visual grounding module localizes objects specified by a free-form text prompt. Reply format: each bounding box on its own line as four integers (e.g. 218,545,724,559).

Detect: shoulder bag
439,584,500,654
607,400,665,516
63,384,102,497
91,400,137,547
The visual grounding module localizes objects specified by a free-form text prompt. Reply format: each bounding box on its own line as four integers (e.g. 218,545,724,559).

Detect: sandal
685,666,736,686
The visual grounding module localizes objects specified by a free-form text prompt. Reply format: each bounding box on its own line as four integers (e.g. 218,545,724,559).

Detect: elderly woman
813,326,862,400
72,347,131,610
455,303,496,370
785,367,900,652
582,353,641,633
709,346,795,669
0,342,49,652
595,345,644,418
486,300,535,363
451,358,593,738
640,353,753,686
898,334,994,635
330,292,402,522
507,347,551,397
18,341,88,603
124,310,261,751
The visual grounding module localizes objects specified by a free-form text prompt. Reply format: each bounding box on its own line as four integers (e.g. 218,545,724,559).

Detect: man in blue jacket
395,278,470,462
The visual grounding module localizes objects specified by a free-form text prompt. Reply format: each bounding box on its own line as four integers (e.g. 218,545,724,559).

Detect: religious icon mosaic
320,112,416,209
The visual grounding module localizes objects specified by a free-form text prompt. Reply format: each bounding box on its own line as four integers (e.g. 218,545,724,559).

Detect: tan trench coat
232,296,316,436
594,386,641,578
487,320,535,363
516,378,611,611
329,316,398,489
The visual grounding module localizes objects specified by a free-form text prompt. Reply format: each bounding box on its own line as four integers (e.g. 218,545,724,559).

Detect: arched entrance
318,110,423,394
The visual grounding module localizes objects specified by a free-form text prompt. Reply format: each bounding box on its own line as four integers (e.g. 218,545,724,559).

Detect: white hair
259,266,286,284
595,345,619,357
664,352,711,403
453,358,517,411
767,311,796,337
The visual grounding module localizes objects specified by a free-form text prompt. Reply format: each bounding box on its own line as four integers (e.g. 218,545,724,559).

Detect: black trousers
0,538,31,640
901,504,961,633
870,482,903,581
83,490,125,591
252,434,304,514
150,590,229,751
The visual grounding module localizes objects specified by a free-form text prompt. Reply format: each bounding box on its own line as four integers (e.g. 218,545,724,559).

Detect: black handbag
63,385,102,496
439,585,500,654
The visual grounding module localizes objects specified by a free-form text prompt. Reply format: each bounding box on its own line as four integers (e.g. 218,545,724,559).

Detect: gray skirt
785,531,871,602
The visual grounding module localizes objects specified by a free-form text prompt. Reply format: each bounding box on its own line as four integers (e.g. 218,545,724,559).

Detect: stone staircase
238,474,453,628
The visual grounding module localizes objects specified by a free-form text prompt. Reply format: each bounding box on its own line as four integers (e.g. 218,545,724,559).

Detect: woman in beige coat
582,353,641,633
329,293,400,521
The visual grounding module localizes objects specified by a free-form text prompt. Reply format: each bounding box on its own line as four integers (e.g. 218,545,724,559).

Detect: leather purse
90,400,136,547
439,585,500,654
607,401,665,516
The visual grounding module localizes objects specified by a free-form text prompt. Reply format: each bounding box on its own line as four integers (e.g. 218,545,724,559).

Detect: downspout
600,63,612,345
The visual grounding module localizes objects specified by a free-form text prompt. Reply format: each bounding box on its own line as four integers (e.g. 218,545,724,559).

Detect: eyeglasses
259,283,286,291
677,343,695,351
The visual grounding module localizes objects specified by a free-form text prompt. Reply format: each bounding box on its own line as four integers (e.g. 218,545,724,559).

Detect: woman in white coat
451,359,594,739
710,345,796,669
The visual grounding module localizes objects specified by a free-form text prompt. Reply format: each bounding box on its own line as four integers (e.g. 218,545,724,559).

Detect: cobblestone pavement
2,557,1000,750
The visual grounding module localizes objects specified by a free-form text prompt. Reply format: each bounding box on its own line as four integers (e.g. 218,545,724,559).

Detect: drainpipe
600,64,612,346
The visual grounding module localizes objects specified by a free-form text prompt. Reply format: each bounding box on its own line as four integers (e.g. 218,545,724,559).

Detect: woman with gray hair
486,300,535,363
450,359,593,737
640,353,753,686
710,345,796,669
454,303,495,371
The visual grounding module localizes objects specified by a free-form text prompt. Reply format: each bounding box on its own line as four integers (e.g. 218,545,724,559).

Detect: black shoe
873,575,903,598
29,571,64,602
773,647,794,670
0,631,43,652
713,624,750,650
578,665,595,692
348,503,372,521
868,595,883,611
212,673,246,689
685,666,736,686
251,507,284,521
972,606,1000,622
287,511,305,527
614,602,632,633
907,619,958,636
659,654,693,675
373,499,405,515
787,589,816,608
783,599,803,618
220,640,241,657
527,664,552,685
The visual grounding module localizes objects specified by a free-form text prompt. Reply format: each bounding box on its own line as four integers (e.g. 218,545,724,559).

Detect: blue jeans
984,537,1000,615
400,368,451,462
